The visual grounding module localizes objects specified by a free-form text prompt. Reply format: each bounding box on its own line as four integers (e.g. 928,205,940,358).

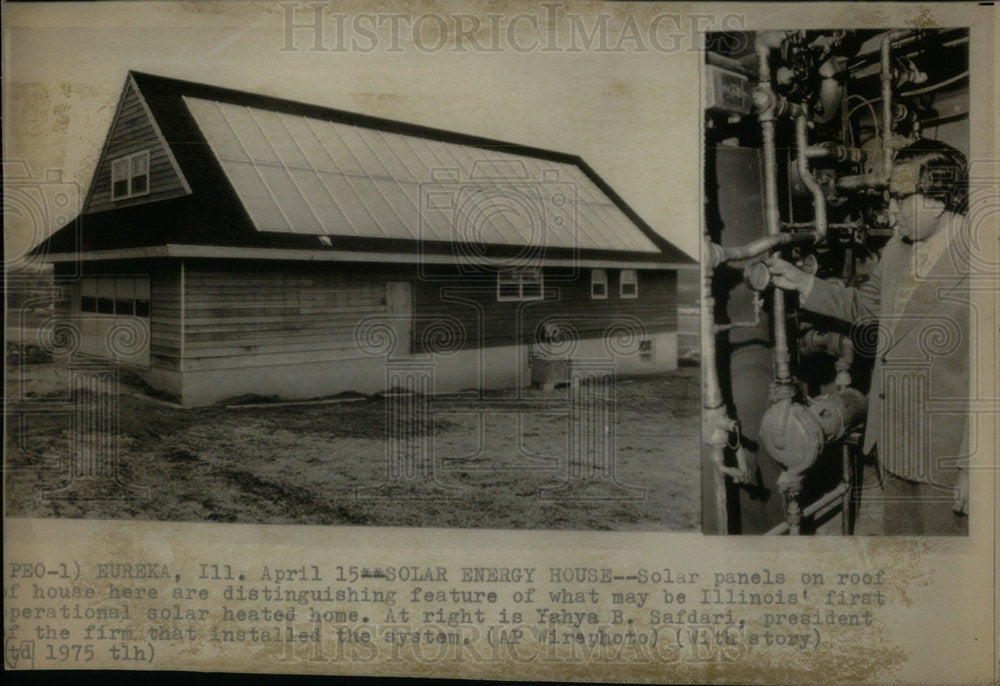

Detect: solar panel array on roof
182,96,661,254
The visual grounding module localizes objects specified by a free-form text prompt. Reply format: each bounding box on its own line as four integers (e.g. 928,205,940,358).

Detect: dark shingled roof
32,71,694,266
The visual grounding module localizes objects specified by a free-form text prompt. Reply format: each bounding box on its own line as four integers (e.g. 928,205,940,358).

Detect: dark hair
893,138,969,214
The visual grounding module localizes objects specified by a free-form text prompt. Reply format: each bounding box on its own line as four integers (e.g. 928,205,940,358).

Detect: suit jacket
802,223,971,487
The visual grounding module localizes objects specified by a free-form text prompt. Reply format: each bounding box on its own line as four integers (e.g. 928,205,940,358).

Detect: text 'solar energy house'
34,72,694,406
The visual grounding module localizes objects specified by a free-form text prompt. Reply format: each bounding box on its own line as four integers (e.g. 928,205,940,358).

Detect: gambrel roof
34,72,694,268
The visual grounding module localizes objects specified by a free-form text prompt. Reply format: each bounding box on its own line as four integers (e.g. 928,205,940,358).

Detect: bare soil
5,345,700,531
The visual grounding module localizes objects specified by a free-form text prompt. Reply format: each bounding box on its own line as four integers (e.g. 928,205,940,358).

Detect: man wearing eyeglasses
767,139,971,535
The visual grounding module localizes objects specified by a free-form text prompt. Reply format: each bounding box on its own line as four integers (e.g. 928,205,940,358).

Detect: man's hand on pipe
766,255,815,295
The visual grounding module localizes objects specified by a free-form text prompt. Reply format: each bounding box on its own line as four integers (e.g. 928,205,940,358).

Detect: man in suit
768,139,971,535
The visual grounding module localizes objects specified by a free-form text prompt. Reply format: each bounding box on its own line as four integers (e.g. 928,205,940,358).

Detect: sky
4,2,991,266
3,1,719,265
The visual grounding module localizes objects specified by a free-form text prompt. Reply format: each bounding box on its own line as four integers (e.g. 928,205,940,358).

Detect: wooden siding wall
85,80,188,214
181,263,389,372
150,264,182,371
412,268,677,353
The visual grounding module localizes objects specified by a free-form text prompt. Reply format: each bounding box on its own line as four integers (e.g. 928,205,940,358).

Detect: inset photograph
702,28,971,535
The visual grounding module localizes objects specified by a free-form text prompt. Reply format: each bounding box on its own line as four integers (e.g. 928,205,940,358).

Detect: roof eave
39,244,691,270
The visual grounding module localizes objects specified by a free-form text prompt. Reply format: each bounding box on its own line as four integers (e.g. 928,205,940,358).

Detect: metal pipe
701,239,723,412
701,237,729,534
756,44,792,385
841,442,852,535
782,221,861,231
880,36,894,176
715,232,816,264
899,71,968,98
795,114,829,241
707,51,756,78
804,143,864,164
765,481,850,535
836,172,888,191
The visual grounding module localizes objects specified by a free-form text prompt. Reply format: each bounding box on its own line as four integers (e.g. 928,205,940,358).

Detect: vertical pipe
701,238,729,533
880,36,894,176
841,442,852,535
795,114,829,241
701,241,723,412
756,45,792,384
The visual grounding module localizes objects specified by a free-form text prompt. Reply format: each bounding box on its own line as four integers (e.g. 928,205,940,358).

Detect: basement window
590,269,608,299
620,269,638,299
111,150,151,201
639,339,653,364
497,268,544,302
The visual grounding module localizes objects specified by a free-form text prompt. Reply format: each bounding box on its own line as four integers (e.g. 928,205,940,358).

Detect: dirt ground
4,345,701,531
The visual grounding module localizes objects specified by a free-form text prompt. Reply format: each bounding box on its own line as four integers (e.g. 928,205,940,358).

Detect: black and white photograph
3,2,997,683
6,3,702,530
701,27,980,536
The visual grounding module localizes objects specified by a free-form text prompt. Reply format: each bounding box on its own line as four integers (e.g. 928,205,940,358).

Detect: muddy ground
5,345,700,531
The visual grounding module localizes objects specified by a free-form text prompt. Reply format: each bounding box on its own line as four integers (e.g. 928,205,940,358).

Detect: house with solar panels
32,72,695,406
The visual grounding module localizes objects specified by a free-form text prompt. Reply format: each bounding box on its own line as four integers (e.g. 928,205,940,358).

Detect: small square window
620,269,638,299
639,339,653,363
521,280,543,300
498,281,521,300
591,269,608,299
639,340,652,352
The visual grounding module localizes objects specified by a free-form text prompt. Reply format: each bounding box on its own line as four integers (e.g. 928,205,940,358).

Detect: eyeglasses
887,190,918,202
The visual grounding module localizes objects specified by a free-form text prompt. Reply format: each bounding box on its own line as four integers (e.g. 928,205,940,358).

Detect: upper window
590,269,608,299
497,268,544,302
111,150,150,201
620,269,638,299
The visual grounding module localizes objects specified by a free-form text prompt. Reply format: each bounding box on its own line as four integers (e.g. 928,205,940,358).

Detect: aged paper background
4,1,998,682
